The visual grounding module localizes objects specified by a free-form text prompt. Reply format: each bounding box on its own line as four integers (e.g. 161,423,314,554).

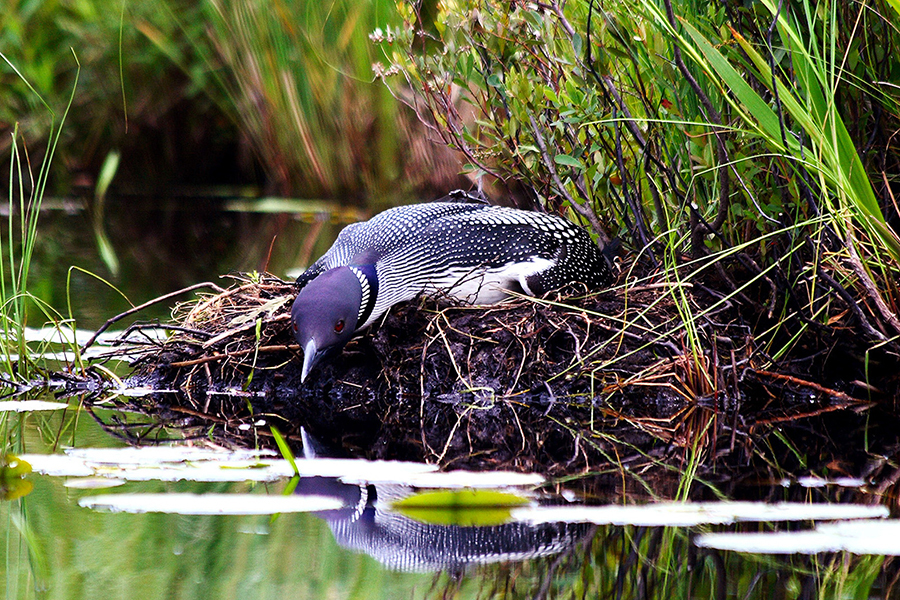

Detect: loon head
291,266,362,382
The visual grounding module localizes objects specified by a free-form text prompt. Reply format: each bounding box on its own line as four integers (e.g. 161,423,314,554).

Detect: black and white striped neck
347,264,379,329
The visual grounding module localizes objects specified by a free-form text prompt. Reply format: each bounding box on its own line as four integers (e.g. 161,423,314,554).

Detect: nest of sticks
86,261,900,488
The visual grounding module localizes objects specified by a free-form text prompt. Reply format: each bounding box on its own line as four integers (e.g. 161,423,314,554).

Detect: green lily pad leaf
1,454,32,478
392,489,531,527
1,478,33,501
1,454,34,501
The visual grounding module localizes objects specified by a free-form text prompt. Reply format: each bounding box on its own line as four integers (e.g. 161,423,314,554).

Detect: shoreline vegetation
1,1,900,596
1,1,898,478
74,0,900,477
104,265,894,486
381,0,900,358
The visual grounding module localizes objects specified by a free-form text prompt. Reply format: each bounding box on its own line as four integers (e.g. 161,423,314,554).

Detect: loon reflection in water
293,476,592,573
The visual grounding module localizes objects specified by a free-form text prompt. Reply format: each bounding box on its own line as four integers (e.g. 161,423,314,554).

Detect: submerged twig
750,370,865,405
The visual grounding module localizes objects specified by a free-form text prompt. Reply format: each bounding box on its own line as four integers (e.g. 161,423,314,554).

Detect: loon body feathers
291,199,613,381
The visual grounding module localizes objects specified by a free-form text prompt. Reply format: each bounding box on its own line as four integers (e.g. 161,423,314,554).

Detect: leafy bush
385,0,900,351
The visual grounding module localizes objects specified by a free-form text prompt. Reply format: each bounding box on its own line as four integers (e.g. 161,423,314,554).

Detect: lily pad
0,400,69,412
696,519,900,555
513,501,888,527
393,489,532,526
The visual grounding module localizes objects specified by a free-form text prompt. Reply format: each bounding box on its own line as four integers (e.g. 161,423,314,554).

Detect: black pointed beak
301,338,319,383
300,338,336,383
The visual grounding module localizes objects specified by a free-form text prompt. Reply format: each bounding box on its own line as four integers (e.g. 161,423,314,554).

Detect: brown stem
80,282,227,354
664,0,730,237
527,113,609,242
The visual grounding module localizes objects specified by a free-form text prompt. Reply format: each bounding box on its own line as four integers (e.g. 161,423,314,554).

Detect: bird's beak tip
301,338,317,384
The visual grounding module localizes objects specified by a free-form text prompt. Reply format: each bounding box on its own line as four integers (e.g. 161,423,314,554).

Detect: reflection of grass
2,411,433,600
448,525,892,599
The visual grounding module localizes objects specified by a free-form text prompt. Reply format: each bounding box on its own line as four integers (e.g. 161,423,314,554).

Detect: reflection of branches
83,403,173,446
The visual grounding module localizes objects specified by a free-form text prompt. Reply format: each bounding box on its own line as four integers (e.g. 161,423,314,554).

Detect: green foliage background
0,0,461,201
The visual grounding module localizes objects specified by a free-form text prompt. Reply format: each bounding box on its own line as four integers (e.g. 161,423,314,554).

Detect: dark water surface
24,199,351,329
3,204,900,599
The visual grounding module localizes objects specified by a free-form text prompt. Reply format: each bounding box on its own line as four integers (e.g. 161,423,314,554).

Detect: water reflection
24,202,354,330
17,441,898,584
294,476,592,572
7,397,900,597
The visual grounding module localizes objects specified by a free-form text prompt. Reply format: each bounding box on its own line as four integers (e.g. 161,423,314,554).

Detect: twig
751,369,864,404
816,265,887,342
169,344,300,368
169,405,227,423
116,323,212,343
436,404,474,464
612,105,653,249
751,401,873,426
202,313,290,348
846,233,900,337
80,282,226,353
527,113,608,241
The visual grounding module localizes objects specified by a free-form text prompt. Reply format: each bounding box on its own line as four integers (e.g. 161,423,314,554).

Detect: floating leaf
0,401,69,412
514,501,888,527
393,489,531,526
1,454,34,500
79,493,344,515
696,519,900,555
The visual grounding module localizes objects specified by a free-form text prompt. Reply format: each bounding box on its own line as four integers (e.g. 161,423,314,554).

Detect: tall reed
142,0,454,202
0,52,77,379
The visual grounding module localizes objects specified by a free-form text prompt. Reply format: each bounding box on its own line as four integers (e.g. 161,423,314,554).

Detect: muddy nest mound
85,267,899,486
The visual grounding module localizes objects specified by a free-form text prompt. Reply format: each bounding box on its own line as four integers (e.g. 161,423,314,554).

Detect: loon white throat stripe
348,266,370,324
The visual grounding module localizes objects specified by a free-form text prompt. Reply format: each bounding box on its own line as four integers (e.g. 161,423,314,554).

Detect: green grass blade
270,426,299,477
678,20,784,144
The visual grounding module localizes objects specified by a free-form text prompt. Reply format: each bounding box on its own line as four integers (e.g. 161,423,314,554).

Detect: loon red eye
334,319,345,333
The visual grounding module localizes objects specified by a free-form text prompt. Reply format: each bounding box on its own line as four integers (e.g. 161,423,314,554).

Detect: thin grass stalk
0,52,79,379
1,126,21,375
160,0,408,200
